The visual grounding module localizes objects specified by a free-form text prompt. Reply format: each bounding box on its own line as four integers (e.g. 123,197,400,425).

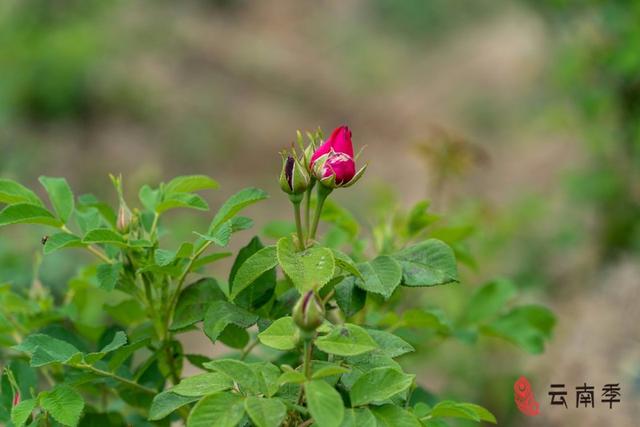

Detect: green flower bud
279,154,310,196
110,173,132,233
116,204,132,233
293,291,325,332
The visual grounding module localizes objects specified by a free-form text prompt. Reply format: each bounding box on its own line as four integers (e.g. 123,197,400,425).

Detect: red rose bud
310,125,367,188
279,154,310,196
293,291,325,332
12,390,20,407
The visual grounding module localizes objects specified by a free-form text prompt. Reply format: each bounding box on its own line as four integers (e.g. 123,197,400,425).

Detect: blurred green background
1,0,639,426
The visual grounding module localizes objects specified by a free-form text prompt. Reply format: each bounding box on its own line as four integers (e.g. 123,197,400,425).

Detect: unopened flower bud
110,173,132,233
293,291,325,332
310,125,367,188
116,204,132,233
279,154,310,196
12,390,20,407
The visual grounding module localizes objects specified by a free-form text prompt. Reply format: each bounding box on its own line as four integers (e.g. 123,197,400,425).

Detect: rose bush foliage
0,127,554,426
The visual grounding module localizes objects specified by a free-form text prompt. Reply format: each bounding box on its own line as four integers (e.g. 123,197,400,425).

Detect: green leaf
428,401,496,423
0,203,61,227
350,367,414,406
257,317,297,351
334,276,366,317
156,193,209,214
320,198,359,239
355,256,402,299
339,408,376,427
204,359,261,394
77,194,117,227
341,354,401,390
149,391,199,421
481,305,555,354
96,262,123,292
366,329,414,358
171,278,226,330
277,370,306,385
39,176,74,223
402,308,452,334
230,245,278,299
316,324,377,356
40,385,84,427
251,362,281,397
43,232,84,254
457,403,497,423
187,392,245,427
393,239,458,287
311,365,350,380
165,175,219,194
370,405,420,427
0,179,43,206
74,207,103,234
139,185,160,211
107,338,150,371
208,187,268,233
277,237,335,292
11,398,37,427
331,249,363,279
13,334,82,367
305,380,344,427
195,220,232,247
155,243,193,267
244,396,287,427
203,301,258,343
84,331,127,364
82,229,126,247
230,236,277,310
230,216,254,232
171,372,234,397
463,279,517,324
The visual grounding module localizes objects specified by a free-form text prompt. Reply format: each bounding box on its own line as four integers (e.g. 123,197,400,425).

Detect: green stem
240,339,259,361
166,240,212,328
309,185,332,241
304,182,314,239
161,240,213,385
297,339,315,407
293,202,305,251
61,225,113,264
164,343,181,385
303,340,313,379
78,364,156,395
149,212,160,238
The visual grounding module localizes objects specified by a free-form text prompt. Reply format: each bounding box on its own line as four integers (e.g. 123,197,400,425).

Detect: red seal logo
514,376,540,416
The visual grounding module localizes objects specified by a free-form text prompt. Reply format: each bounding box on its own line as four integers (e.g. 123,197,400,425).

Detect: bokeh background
1,1,639,426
